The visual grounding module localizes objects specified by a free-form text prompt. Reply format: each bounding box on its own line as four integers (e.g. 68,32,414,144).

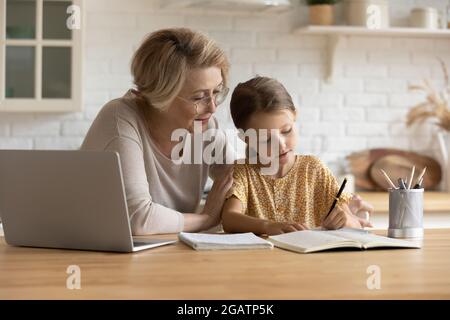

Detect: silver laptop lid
0,150,134,252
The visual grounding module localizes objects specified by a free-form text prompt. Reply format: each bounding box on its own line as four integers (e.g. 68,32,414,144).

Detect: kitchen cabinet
0,0,83,112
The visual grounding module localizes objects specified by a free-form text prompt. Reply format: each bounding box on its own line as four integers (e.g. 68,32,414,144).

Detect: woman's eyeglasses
177,87,229,114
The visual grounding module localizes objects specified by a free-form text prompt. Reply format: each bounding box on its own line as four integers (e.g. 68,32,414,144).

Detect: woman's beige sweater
81,90,233,235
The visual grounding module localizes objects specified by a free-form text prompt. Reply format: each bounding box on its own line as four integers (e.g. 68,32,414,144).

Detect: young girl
222,76,373,235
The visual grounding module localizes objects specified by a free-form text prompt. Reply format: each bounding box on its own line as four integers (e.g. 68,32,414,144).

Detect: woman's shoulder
96,91,142,123
81,91,144,149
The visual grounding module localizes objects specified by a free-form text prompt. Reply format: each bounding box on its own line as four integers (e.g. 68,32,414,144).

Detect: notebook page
179,232,273,249
268,230,358,252
325,230,421,248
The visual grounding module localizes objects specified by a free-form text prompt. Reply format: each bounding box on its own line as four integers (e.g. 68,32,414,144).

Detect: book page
325,230,421,249
268,230,360,253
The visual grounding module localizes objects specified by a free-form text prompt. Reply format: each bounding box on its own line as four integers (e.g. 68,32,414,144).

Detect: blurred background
1,0,450,195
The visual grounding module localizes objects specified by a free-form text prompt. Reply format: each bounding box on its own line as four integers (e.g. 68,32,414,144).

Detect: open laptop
0,150,176,252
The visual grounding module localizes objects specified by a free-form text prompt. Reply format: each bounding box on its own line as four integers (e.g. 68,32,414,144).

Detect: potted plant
305,0,340,26
406,58,450,191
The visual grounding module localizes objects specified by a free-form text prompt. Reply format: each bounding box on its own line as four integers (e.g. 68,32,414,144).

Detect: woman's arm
103,135,233,235
186,167,234,232
348,194,374,219
208,117,237,182
182,213,215,232
130,161,233,235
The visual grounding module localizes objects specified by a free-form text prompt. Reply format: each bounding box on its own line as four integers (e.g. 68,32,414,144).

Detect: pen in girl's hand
324,178,347,220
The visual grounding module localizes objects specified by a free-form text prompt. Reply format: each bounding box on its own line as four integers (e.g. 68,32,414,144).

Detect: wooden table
358,192,450,229
1,229,450,299
358,192,450,213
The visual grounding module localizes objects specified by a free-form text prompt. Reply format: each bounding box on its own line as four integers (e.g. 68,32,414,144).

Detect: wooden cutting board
370,155,441,190
346,148,442,191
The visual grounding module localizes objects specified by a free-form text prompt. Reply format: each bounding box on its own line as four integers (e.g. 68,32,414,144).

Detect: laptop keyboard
133,241,155,246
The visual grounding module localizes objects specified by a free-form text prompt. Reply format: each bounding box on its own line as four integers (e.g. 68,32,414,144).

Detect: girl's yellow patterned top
226,155,352,228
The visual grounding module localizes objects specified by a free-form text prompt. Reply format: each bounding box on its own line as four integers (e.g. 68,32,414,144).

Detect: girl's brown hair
230,76,296,129
131,28,229,111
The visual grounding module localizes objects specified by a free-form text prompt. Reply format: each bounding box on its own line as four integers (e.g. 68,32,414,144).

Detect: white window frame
0,0,83,112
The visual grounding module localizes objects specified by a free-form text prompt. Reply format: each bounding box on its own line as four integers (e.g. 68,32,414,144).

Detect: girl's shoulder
295,154,330,173
296,154,324,166
232,160,263,177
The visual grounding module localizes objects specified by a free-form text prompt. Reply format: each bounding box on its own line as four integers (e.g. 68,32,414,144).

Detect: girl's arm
222,197,307,235
222,197,268,234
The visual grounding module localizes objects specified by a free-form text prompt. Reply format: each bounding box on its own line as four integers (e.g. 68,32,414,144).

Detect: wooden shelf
358,191,450,214
294,25,450,82
295,25,450,38
161,0,291,12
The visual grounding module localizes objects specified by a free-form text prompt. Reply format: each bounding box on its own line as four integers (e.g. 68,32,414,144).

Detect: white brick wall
0,123,9,136
11,120,60,137
0,0,449,175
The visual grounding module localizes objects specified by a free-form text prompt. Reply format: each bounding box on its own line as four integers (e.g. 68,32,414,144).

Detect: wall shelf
295,25,450,82
295,25,450,38
162,0,291,12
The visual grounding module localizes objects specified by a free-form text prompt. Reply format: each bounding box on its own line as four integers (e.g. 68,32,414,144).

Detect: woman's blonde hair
131,28,229,111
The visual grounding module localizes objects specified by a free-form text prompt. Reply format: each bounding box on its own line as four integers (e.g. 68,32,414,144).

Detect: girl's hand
264,221,309,236
201,167,234,229
322,203,373,230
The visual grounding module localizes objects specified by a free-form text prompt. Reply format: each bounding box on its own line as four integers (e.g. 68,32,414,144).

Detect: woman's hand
348,194,374,220
264,221,309,236
322,203,373,230
201,166,234,229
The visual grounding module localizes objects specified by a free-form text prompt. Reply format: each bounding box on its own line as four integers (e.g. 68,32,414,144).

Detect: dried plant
406,58,450,132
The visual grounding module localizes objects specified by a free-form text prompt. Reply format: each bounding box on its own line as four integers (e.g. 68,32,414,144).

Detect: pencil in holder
388,188,424,239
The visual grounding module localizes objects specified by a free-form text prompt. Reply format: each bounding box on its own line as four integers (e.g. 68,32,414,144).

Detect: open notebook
179,232,273,250
268,229,421,254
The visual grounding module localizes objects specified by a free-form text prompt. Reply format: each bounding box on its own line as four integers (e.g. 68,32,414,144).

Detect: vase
309,4,334,26
437,130,450,192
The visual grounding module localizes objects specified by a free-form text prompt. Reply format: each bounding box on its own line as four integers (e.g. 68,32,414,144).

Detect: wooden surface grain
1,229,450,299
358,191,450,213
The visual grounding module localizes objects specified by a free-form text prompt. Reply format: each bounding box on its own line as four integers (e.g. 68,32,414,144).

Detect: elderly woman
81,28,373,235
81,28,234,235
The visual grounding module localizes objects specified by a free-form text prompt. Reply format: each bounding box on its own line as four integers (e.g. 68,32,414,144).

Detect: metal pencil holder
388,188,424,239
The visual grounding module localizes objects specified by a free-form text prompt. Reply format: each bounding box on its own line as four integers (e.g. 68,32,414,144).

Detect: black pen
324,178,347,220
